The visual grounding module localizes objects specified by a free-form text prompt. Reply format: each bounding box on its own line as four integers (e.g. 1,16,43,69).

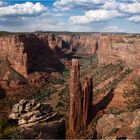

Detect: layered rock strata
9,99,57,127
0,34,65,79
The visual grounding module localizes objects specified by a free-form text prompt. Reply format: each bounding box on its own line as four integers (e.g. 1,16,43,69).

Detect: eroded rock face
9,99,66,139
83,76,93,126
0,34,65,78
62,34,99,55
96,109,140,139
69,59,93,136
9,99,57,127
69,59,83,135
98,35,140,68
0,37,28,77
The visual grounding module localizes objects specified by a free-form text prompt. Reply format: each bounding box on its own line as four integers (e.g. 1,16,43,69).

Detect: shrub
0,119,20,139
109,127,119,135
133,125,140,138
123,78,140,111
56,101,63,108
0,119,8,133
109,107,122,115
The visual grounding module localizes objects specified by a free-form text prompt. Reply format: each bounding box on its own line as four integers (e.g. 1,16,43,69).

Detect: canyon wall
62,34,99,54
0,34,65,78
62,34,140,69
98,35,140,69
0,33,139,79
0,36,28,77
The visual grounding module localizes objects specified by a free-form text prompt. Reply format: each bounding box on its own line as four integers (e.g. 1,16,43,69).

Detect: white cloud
101,1,119,10
69,9,122,24
54,0,106,11
128,15,140,22
119,2,140,14
103,26,124,32
0,2,47,17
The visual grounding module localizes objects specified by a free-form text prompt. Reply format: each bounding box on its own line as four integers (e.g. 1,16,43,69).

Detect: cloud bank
0,0,139,32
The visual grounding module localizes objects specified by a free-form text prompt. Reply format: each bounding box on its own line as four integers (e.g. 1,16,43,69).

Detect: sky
0,0,140,33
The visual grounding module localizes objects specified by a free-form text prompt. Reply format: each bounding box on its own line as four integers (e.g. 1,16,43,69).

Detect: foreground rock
9,99,66,139
20,119,65,139
96,109,140,139
9,99,57,127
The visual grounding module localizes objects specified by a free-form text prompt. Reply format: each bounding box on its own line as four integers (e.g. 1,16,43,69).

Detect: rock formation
69,59,83,135
0,37,28,77
96,109,140,139
9,99,66,139
69,59,93,136
98,35,140,68
0,34,65,79
83,76,93,126
9,99,57,127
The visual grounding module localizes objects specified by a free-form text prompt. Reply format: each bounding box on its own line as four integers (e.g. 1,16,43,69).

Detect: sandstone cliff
98,35,140,69
0,34,65,78
62,34,140,69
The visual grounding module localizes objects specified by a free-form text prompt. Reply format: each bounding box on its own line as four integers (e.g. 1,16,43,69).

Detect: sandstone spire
69,59,93,136
69,59,83,136
83,76,93,126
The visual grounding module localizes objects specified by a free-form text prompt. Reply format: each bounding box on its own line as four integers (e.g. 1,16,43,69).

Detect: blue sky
0,0,140,33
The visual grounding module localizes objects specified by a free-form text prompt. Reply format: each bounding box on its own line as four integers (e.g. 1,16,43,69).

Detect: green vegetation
48,77,65,85
0,119,20,139
133,125,140,138
109,127,119,136
124,78,140,111
61,69,70,80
109,107,123,115
57,84,69,112
30,88,57,101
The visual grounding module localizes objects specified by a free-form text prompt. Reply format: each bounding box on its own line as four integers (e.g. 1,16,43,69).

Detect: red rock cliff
0,34,65,78
0,36,28,77
98,35,140,69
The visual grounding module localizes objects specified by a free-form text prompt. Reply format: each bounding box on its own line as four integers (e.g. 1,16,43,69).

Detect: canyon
0,33,139,79
0,32,140,139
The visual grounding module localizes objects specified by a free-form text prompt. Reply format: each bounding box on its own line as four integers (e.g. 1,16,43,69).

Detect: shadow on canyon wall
19,35,65,74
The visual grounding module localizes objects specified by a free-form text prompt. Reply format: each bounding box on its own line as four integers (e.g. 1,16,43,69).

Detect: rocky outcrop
20,119,65,139
69,59,93,136
96,109,140,139
9,99,57,127
9,99,66,139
